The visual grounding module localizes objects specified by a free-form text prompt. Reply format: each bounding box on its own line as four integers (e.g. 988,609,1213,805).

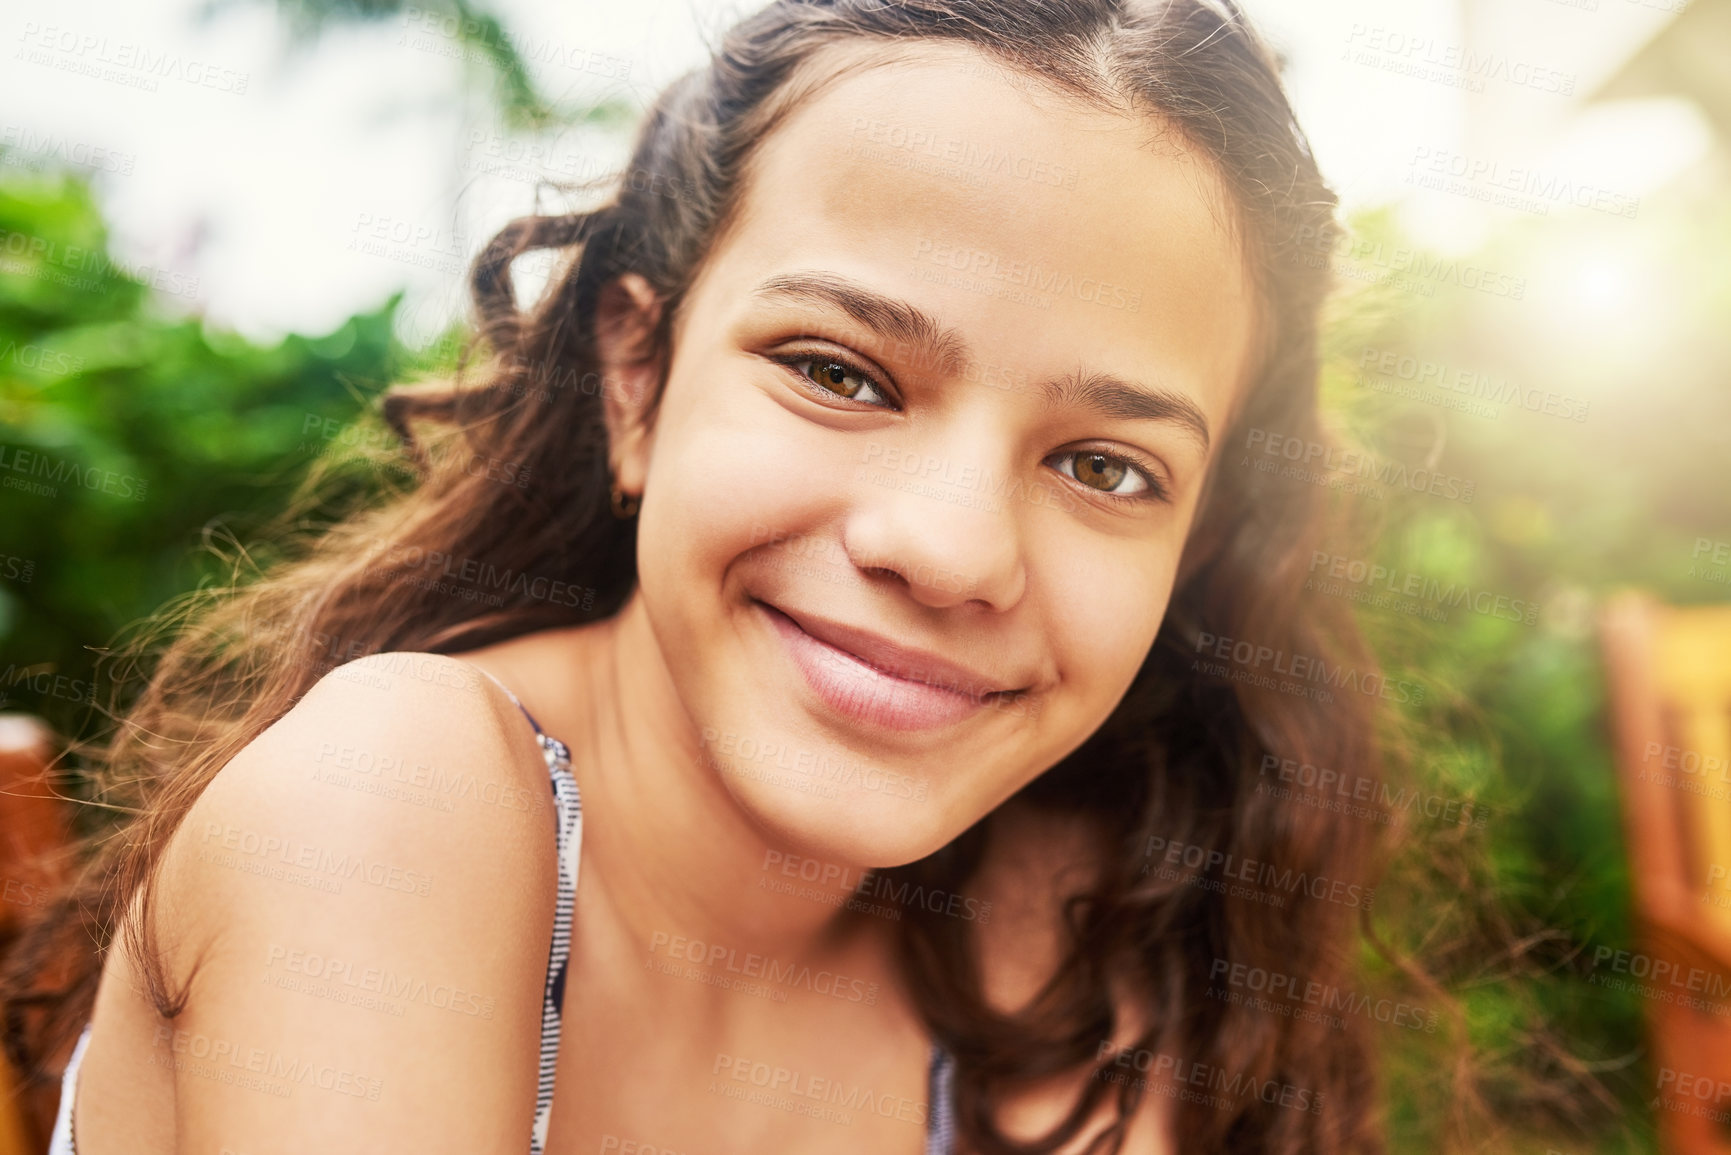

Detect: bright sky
0,0,1710,344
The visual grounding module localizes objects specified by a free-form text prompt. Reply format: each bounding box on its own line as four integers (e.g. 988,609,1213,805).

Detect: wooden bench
1602,593,1731,1153
0,713,73,1155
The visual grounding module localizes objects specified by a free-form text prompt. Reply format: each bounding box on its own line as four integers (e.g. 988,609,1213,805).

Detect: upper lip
764,601,1026,700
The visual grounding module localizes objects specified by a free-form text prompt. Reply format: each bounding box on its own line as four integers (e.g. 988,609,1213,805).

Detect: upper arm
149,653,557,1154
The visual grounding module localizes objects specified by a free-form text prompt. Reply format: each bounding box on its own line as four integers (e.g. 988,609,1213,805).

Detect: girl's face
615,43,1257,867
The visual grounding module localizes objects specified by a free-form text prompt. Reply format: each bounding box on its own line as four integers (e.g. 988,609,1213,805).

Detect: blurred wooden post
0,713,69,1155
1601,593,1731,1153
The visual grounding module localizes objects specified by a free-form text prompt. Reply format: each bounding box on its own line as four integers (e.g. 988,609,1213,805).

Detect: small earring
609,479,640,519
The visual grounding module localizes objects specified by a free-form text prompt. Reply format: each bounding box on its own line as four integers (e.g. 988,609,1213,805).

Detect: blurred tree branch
201,0,636,131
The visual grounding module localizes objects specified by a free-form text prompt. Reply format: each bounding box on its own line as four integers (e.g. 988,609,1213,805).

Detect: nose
842,443,1028,611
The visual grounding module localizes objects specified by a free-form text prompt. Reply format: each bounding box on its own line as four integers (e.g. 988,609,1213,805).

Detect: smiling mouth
753,599,1027,732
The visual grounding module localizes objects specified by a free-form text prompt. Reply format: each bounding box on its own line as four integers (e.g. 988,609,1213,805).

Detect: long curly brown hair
3,1,1400,1152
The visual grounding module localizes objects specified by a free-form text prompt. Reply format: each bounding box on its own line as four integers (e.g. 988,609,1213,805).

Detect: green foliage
0,165,416,735
217,0,639,132
1318,196,1731,1152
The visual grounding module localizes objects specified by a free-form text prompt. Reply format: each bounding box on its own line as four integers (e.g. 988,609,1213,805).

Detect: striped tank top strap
46,1021,93,1155
925,1042,957,1155
470,664,547,738
466,662,583,1155
531,729,581,1154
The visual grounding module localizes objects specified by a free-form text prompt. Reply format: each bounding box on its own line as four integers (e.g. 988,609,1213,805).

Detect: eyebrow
754,272,970,376
1041,372,1212,452
751,271,1211,451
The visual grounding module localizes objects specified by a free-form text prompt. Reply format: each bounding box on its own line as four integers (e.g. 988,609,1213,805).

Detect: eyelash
1049,446,1172,505
767,348,1172,506
769,350,898,409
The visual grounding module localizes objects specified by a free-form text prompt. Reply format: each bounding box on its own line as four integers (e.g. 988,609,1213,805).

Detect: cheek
636,359,849,597
1044,546,1175,701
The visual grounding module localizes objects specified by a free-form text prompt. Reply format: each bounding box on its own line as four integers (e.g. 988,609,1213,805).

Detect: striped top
49,665,958,1154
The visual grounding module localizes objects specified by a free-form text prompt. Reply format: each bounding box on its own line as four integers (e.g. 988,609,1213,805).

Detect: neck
565,592,879,974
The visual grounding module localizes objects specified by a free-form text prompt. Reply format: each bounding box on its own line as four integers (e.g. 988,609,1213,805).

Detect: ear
595,272,665,499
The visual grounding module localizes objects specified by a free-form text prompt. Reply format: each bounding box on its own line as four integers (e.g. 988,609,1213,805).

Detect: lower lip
757,602,995,732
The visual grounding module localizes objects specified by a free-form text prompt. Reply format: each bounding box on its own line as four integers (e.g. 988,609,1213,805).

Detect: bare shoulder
204,649,548,806
160,650,558,933
138,651,559,1153
969,799,1175,1154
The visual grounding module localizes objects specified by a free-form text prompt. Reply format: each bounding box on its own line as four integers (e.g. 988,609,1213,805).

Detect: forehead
697,41,1258,432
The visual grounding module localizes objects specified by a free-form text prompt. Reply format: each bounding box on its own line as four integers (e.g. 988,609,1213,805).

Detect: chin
711,756,962,869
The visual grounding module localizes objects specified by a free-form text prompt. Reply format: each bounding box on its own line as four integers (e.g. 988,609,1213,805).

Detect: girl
5,1,1390,1152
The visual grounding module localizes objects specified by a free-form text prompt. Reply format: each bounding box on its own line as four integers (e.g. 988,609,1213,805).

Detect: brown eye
800,357,874,399
781,355,890,406
1074,452,1128,492
1047,449,1160,501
